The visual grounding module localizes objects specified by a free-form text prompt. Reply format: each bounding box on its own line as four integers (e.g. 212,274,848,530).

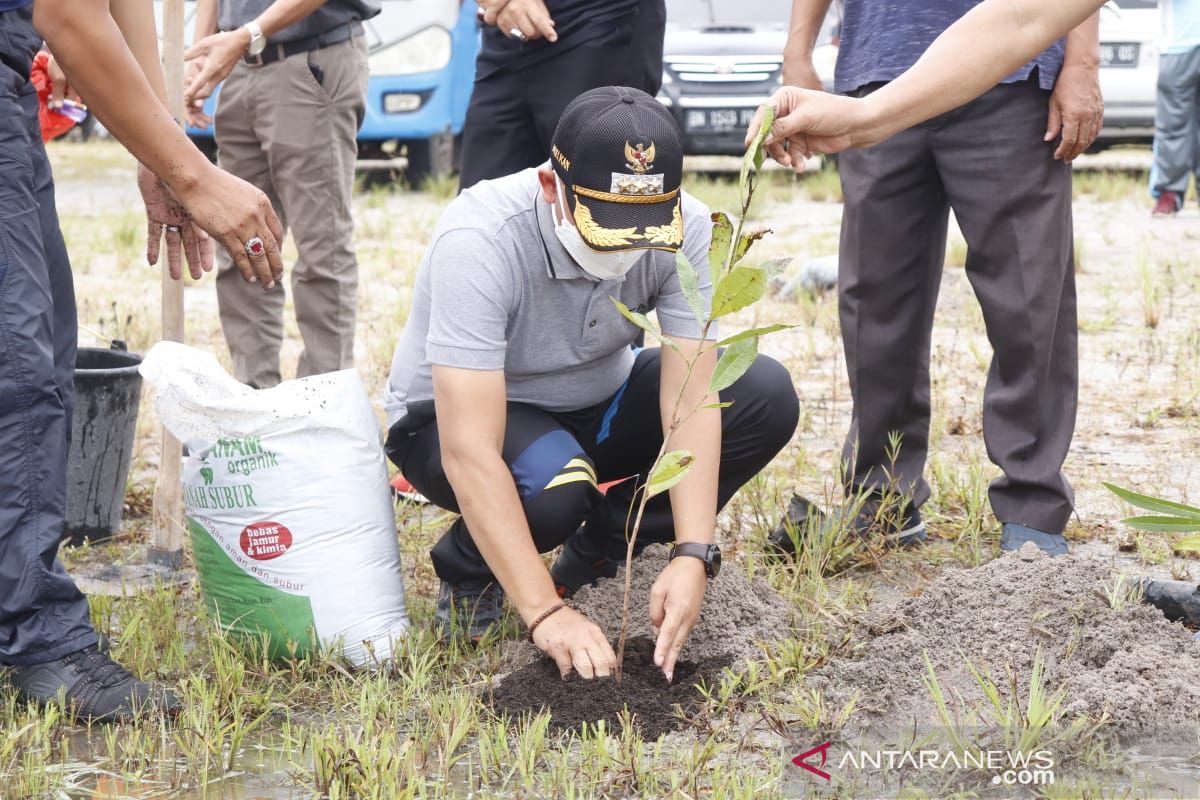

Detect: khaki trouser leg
213,63,288,388
256,37,367,378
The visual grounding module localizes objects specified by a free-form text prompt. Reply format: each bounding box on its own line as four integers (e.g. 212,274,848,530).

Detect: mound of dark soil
814,544,1200,735
489,636,733,739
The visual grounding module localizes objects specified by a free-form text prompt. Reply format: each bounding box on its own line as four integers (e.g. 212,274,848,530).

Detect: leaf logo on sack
240,522,293,561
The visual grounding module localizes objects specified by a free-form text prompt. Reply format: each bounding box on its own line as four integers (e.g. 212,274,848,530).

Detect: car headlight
369,26,452,76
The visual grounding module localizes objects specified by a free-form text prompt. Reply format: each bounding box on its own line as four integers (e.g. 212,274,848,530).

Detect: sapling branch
612,105,780,680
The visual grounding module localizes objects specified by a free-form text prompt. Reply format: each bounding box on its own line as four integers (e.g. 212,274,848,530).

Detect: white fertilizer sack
140,342,409,666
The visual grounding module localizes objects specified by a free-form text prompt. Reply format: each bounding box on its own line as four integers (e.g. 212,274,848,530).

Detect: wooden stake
150,0,186,569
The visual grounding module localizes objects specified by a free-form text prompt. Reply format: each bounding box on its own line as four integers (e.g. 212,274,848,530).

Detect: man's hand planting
649,556,707,682
531,606,616,679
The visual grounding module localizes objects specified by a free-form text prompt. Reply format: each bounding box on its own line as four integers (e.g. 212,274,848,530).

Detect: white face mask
553,178,647,281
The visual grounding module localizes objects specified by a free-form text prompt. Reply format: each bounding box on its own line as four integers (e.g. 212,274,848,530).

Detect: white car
1097,0,1160,146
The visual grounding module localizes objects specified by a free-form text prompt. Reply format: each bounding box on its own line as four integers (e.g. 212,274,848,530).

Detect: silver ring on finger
244,236,266,258
165,225,182,234
509,26,527,42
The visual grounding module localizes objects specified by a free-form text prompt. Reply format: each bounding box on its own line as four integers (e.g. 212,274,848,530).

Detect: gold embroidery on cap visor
573,197,683,252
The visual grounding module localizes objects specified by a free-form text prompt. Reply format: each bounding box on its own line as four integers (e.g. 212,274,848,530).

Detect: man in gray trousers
770,0,1102,557
184,0,376,388
1150,0,1200,216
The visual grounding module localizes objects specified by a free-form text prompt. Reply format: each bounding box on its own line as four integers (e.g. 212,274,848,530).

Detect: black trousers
457,0,666,191
0,8,97,664
838,78,1077,533
385,349,799,585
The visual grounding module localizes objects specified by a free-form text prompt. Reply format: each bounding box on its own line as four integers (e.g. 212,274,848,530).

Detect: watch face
708,545,722,577
249,35,267,56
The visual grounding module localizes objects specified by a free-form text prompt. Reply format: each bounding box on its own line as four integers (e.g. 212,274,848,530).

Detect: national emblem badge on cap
550,86,685,253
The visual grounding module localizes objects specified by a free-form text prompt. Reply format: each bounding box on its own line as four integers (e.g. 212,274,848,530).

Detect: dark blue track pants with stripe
385,349,799,586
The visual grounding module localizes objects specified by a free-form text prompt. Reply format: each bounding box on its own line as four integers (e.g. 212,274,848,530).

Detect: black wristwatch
668,542,721,578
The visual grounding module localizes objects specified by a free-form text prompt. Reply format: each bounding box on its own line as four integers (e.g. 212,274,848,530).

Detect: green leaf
704,401,733,410
708,212,734,286
709,337,757,394
717,324,794,347
646,450,694,498
1175,536,1200,552
732,227,772,266
1104,483,1200,521
740,103,776,197
611,299,679,353
1121,515,1200,533
674,251,707,327
711,267,766,319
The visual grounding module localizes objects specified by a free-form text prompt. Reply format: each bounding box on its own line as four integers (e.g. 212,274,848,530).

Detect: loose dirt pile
814,545,1200,735
489,544,795,736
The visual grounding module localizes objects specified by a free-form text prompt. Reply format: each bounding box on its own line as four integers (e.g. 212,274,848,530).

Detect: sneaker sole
882,522,927,547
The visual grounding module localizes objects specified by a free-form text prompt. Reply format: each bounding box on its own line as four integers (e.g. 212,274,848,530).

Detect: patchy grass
4,142,1198,797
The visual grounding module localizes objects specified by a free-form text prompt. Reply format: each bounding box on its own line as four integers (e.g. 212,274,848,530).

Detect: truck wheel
404,131,455,188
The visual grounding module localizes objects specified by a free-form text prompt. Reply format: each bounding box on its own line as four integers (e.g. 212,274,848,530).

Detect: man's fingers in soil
662,620,695,683
653,609,680,670
551,645,574,679
571,646,596,679
589,629,617,675
146,222,162,266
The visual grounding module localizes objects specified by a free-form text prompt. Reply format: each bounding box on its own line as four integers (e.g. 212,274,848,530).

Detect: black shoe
4,644,181,724
435,580,506,642
767,493,927,557
550,531,621,599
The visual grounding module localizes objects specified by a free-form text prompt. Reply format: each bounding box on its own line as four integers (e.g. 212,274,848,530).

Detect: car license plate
683,108,759,134
1100,42,1139,68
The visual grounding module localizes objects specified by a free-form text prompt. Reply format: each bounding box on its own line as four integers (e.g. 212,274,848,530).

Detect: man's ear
536,166,558,206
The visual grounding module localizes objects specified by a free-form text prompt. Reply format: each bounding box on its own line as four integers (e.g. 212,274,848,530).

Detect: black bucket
65,343,143,545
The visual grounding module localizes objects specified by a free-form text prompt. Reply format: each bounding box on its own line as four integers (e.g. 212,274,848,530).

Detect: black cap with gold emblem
550,86,684,253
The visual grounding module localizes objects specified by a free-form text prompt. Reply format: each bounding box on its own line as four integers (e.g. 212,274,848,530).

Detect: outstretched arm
748,0,1106,164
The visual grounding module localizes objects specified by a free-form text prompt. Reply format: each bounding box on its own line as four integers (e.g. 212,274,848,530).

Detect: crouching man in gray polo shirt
383,87,799,681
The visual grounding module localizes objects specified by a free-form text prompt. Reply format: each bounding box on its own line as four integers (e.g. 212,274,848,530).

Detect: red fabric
30,51,76,143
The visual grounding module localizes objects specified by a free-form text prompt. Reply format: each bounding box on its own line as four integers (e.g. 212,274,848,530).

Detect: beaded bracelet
526,602,567,642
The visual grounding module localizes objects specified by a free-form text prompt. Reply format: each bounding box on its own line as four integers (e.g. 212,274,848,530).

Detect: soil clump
490,636,732,738
814,545,1200,735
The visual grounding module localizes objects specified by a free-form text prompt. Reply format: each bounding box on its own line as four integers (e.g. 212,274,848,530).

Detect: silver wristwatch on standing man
242,20,266,56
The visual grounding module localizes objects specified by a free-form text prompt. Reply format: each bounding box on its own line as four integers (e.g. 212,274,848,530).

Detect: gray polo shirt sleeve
426,229,515,370
656,193,716,341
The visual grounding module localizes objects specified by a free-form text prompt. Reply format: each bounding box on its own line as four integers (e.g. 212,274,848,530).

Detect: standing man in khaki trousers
184,0,375,387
